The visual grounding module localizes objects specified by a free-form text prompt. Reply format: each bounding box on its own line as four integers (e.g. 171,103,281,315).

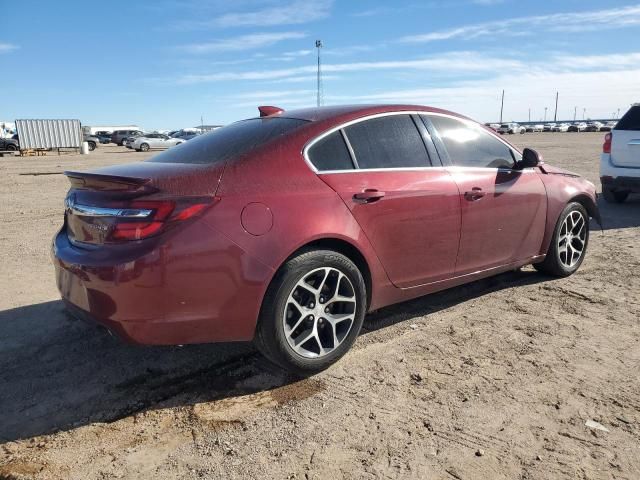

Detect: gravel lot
1,133,639,479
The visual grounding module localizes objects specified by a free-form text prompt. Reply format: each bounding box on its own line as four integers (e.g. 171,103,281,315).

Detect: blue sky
2,0,639,130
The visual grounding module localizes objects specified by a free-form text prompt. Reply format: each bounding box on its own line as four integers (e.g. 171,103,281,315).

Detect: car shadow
597,194,640,230
0,268,566,444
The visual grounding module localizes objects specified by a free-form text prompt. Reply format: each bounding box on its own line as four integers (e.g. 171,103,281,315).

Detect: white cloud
0,43,18,53
401,5,640,42
173,52,526,83
177,32,306,54
174,0,333,29
323,68,639,122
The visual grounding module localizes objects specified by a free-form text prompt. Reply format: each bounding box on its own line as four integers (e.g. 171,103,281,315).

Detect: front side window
344,115,430,169
428,115,515,169
307,130,354,171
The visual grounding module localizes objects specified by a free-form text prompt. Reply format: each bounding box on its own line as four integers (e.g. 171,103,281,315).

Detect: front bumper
52,219,274,345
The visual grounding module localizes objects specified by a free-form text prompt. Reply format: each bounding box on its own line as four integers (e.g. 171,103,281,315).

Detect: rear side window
344,115,430,169
428,115,514,169
615,106,640,131
307,131,354,171
150,118,307,164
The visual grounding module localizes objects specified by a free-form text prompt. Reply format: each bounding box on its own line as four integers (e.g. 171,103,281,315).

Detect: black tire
602,187,628,204
140,143,150,152
534,202,589,277
6,144,17,151
254,249,367,375
87,141,96,151
120,139,127,146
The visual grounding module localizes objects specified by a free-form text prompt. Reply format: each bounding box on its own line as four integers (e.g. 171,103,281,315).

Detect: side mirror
517,148,543,169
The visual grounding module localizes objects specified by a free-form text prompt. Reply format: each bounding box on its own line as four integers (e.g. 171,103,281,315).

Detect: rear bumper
52,219,274,345
601,175,640,192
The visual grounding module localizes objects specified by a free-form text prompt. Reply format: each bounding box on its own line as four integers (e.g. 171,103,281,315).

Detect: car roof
259,104,472,124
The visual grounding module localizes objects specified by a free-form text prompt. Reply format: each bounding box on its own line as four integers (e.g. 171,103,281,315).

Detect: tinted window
615,106,640,131
344,115,430,169
428,115,514,169
308,131,353,171
150,118,307,164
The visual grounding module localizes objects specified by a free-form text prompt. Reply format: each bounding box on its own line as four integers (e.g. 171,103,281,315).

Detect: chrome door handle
353,189,385,204
464,187,485,201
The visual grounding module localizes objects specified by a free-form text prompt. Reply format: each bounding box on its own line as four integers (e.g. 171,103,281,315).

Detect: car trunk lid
64,162,224,245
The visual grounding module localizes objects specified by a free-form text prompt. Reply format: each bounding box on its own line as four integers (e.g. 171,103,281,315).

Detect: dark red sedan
53,105,600,374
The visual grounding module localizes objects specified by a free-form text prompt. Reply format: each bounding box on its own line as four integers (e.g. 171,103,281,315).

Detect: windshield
149,117,308,164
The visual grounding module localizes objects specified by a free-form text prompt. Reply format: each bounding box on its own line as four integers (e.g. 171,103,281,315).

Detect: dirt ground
1,133,639,480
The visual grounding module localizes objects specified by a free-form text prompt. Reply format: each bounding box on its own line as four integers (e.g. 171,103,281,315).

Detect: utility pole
528,108,531,122
544,107,547,122
200,115,203,128
315,40,323,107
583,108,586,120
499,90,504,123
573,106,577,121
617,108,620,119
553,91,558,122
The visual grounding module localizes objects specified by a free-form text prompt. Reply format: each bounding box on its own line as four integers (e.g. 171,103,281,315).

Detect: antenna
316,40,323,107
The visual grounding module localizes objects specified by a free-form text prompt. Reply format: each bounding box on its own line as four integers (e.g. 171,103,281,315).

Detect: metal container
15,119,82,149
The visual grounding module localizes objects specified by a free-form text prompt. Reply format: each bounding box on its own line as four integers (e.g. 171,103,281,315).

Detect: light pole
315,40,323,107
528,108,531,122
499,90,504,123
544,107,547,122
583,108,586,120
573,106,577,122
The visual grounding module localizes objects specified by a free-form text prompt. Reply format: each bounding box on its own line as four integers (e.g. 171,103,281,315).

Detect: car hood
538,164,580,178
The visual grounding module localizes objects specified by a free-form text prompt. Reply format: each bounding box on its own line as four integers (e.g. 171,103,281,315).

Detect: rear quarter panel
206,131,394,311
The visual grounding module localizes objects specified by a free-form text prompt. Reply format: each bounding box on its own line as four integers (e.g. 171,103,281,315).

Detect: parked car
94,131,112,144
599,121,617,132
130,133,185,152
584,121,603,132
543,123,555,132
567,123,587,132
497,122,525,134
111,130,143,146
53,104,600,374
600,103,640,203
552,123,570,132
0,136,20,151
171,129,202,141
83,134,100,151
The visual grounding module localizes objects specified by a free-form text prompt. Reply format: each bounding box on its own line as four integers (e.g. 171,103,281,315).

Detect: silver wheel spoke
558,210,587,268
283,266,357,359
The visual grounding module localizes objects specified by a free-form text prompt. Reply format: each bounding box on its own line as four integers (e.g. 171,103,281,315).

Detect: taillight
110,197,216,241
603,132,612,153
66,196,218,243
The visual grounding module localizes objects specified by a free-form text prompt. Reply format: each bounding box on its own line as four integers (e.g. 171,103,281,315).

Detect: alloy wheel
283,267,357,359
558,210,587,268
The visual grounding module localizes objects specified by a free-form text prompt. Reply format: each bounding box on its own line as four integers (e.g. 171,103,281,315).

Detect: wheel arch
569,193,601,226
268,237,373,311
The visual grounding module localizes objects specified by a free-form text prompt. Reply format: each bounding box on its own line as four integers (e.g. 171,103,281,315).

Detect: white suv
601,104,640,203
497,122,525,134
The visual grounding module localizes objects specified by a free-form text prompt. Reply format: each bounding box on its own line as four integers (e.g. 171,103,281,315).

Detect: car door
308,113,461,288
423,114,547,275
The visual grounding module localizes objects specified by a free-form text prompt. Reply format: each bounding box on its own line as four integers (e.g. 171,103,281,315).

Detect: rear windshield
149,117,308,164
615,106,640,131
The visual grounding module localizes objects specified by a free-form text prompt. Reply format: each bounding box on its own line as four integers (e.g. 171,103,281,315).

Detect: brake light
603,132,612,153
107,197,216,242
